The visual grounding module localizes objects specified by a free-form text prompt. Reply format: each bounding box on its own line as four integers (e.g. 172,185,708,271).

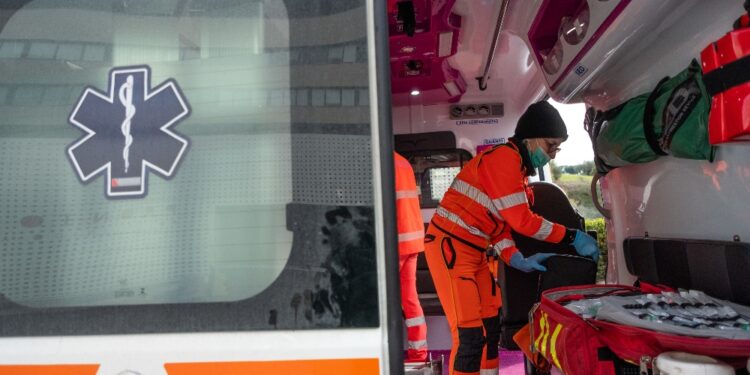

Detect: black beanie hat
513,101,568,141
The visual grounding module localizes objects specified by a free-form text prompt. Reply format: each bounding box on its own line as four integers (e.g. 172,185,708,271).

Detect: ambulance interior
0,0,748,373
391,0,750,373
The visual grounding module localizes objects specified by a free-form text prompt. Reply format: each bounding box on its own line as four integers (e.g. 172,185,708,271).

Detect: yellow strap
540,312,550,357
533,314,546,351
550,323,564,372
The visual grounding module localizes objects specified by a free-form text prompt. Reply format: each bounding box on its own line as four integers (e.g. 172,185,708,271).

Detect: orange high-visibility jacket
430,142,566,264
394,152,425,255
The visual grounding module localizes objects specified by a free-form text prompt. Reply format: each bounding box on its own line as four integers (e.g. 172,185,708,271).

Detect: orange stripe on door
0,365,99,375
165,358,379,375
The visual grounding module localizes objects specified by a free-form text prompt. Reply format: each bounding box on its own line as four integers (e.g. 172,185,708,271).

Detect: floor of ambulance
424,349,526,374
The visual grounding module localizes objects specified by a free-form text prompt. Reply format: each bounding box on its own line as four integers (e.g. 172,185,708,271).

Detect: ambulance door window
0,0,378,336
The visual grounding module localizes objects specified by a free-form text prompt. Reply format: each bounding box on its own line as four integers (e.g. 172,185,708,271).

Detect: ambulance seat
497,181,593,349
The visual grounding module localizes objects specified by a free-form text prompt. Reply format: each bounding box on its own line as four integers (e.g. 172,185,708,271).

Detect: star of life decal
66,66,191,199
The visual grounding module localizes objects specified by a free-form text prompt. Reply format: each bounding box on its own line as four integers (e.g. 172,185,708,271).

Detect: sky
549,100,594,166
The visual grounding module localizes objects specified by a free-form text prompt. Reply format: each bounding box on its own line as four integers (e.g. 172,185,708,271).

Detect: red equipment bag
701,10,750,144
530,285,750,374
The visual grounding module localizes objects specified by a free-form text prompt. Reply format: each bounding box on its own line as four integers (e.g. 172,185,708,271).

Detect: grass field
556,173,592,183
554,174,599,219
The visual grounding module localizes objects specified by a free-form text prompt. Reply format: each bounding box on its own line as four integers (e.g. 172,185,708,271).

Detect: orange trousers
424,225,501,375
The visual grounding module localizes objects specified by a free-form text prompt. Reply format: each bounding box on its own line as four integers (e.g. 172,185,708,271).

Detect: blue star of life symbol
66,66,191,199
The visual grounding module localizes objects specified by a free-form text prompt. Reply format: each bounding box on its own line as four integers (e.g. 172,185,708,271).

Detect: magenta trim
550,0,632,90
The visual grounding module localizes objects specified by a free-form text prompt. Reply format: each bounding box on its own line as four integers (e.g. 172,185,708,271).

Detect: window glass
12,86,44,105
0,41,24,58
343,44,357,63
41,86,68,105
0,0,377,335
325,89,341,105
56,43,84,60
296,88,308,106
341,89,355,106
428,167,461,201
81,44,106,61
312,88,325,106
328,46,343,62
1,0,283,309
0,86,8,104
28,41,57,59
402,149,472,208
358,88,369,106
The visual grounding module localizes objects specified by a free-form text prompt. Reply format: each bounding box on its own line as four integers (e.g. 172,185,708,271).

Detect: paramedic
394,151,429,362
424,101,600,375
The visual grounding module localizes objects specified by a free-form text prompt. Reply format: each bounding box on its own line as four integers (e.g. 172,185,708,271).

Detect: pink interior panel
388,0,465,105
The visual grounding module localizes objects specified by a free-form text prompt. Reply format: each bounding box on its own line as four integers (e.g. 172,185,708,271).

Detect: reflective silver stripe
408,340,428,349
533,219,554,240
399,230,423,243
405,316,426,327
491,238,515,257
450,179,500,218
435,207,490,239
396,189,419,199
480,368,498,375
492,191,528,211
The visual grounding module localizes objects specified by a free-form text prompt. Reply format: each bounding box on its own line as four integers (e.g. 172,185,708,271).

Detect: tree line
550,160,595,180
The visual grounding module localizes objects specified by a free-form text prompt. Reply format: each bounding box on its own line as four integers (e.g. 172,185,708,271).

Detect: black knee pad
483,315,501,360
455,326,485,373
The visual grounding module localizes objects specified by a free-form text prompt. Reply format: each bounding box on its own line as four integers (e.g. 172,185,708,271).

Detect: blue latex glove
572,230,600,263
508,252,555,273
